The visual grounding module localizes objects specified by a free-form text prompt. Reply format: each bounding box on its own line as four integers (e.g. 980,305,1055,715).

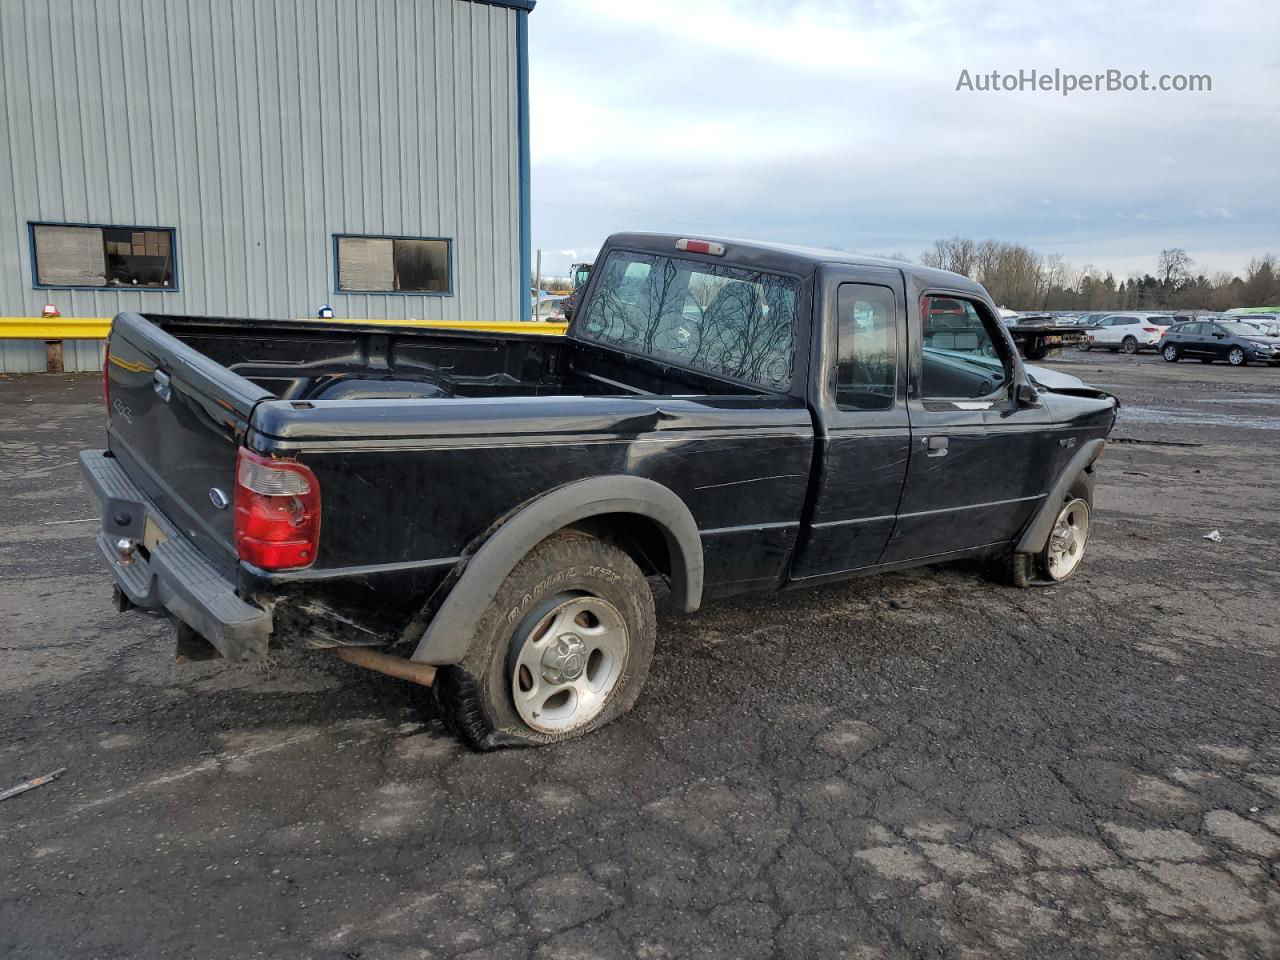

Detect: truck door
879,292,1053,564
790,269,911,581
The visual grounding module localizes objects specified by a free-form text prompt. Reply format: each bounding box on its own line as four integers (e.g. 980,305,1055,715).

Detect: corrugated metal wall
0,0,521,335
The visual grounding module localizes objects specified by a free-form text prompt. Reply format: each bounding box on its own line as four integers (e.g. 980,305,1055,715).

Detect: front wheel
435,532,656,750
1121,336,1139,355
1041,498,1091,582
1228,347,1247,366
1162,345,1180,362
1077,340,1092,352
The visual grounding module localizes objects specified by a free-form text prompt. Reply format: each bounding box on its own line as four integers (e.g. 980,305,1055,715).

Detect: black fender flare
411,476,704,665
1015,438,1105,555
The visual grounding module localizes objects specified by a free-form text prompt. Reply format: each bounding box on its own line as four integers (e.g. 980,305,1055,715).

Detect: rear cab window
578,250,799,390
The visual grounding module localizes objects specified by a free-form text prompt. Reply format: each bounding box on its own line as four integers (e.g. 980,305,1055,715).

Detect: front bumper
79,450,273,662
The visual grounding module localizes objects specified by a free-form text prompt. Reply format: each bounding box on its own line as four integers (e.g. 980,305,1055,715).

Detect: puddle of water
1119,406,1280,430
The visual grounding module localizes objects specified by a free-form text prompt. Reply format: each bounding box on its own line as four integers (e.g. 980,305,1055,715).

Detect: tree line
917,237,1280,312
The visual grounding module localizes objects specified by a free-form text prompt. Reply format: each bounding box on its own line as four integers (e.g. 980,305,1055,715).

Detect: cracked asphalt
1,351,1278,959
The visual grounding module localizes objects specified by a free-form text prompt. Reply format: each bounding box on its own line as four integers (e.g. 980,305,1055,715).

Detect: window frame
917,290,1016,406
28,221,180,292
332,233,454,296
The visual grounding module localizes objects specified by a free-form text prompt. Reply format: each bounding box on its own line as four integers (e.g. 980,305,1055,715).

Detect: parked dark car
1159,320,1280,366
80,233,1117,748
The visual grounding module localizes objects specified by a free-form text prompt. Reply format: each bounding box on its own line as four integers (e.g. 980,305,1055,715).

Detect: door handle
925,436,949,457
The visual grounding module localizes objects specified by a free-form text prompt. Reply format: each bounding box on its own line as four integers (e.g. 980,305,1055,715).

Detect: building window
335,235,451,294
30,223,176,289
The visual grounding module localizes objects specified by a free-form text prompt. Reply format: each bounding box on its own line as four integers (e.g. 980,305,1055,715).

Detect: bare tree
1157,248,1193,286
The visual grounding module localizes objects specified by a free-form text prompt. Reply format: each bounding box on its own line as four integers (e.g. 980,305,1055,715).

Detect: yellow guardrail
0,316,568,339
0,316,114,339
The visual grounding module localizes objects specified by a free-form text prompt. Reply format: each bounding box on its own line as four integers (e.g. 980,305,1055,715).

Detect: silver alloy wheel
1044,498,1090,581
1228,347,1246,365
1122,336,1139,354
1162,345,1179,362
510,595,628,734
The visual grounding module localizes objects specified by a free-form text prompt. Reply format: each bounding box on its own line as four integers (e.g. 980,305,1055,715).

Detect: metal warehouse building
0,0,533,372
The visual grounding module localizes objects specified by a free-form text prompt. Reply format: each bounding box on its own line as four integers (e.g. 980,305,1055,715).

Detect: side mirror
1016,383,1041,408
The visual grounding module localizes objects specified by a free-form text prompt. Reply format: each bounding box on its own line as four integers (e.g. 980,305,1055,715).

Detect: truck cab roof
600,232,989,298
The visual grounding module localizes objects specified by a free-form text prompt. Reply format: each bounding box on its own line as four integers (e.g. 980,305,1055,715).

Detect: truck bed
153,315,766,402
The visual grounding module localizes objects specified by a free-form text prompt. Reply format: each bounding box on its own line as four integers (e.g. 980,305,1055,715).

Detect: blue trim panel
28,220,180,292
332,233,455,297
516,9,532,321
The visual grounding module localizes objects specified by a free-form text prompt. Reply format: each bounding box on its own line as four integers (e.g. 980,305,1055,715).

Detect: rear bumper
79,449,273,662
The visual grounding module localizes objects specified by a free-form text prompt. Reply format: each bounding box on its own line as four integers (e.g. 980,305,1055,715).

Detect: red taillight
102,337,111,411
1143,327,1160,333
234,449,321,570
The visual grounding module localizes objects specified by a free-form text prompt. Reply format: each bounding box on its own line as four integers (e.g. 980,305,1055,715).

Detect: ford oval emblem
208,487,230,510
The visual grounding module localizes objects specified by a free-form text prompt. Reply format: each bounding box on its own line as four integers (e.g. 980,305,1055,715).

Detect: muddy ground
1,351,1278,959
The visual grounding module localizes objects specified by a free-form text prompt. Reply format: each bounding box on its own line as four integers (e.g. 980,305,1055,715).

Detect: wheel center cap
542,634,587,683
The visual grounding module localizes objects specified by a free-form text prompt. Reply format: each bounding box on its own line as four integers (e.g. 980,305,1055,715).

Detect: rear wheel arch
410,477,704,665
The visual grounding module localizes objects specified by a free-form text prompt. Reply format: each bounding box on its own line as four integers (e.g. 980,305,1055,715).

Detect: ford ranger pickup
80,233,1117,748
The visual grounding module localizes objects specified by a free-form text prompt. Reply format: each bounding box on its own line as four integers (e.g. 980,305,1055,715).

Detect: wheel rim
1163,346,1177,361
1122,338,1137,354
1229,348,1244,365
509,595,628,734
1044,498,1090,581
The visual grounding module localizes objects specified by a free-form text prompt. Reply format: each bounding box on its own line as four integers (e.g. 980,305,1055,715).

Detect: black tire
434,531,656,750
1162,345,1180,362
1121,336,1139,355
1077,340,1091,352
1228,347,1247,366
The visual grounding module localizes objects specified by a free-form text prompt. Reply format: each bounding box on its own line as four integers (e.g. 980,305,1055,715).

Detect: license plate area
143,515,169,553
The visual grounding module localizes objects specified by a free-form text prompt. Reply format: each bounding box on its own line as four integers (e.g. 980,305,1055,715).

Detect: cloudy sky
526,0,1279,280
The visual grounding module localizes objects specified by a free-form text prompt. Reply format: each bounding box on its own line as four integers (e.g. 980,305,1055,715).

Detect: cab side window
835,283,897,411
920,296,1011,400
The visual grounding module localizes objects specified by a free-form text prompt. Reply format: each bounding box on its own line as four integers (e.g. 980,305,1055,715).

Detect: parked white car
1080,313,1175,354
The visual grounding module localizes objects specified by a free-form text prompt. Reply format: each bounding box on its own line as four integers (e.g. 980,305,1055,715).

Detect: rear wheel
1162,344,1180,362
1121,336,1139,355
1077,340,1092,352
1228,346,1247,366
435,532,656,750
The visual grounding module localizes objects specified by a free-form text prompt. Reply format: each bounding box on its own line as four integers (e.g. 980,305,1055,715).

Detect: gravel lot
2,351,1278,959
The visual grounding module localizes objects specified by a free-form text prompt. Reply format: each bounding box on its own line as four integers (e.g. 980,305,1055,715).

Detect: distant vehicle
570,262,593,290
1234,312,1278,332
1159,320,1280,366
1074,312,1108,327
533,294,568,321
1080,313,1175,354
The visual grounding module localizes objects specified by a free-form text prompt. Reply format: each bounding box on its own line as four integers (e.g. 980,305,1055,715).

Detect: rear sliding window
578,250,798,390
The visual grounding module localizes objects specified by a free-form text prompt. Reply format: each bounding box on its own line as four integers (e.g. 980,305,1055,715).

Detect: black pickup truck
81,233,1116,748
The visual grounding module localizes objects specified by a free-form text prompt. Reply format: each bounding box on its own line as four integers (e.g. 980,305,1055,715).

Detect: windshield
578,250,799,390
